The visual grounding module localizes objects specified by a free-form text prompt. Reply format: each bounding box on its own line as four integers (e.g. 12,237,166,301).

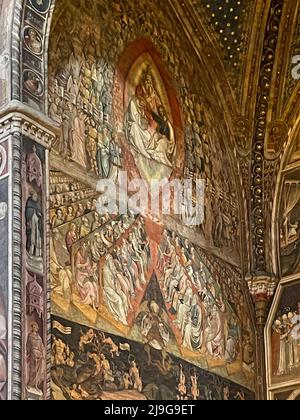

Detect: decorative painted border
12,0,55,113
21,137,48,400
0,109,55,399
251,0,284,273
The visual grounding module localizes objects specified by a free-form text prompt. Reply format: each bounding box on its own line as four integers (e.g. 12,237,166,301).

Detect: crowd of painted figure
51,327,142,400
157,230,253,366
51,206,138,309
50,182,96,220
272,306,300,376
47,0,241,254
48,9,123,179
102,219,151,325
51,323,250,401
51,191,151,323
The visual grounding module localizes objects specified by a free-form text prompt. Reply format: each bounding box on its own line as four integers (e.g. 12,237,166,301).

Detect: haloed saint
125,59,176,174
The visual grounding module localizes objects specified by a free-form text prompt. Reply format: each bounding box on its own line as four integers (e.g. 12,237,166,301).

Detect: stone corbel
246,274,278,325
0,100,59,148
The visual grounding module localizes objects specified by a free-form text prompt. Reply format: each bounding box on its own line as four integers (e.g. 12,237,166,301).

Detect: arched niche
9,0,247,268
268,117,300,400
43,0,257,401
267,114,300,399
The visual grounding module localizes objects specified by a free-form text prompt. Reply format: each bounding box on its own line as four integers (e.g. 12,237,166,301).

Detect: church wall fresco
22,138,48,400
267,111,300,398
47,0,255,400
51,315,254,401
20,0,53,112
50,172,255,393
0,0,299,403
48,0,241,264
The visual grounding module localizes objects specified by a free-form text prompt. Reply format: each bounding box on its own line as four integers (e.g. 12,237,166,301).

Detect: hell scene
51,316,254,401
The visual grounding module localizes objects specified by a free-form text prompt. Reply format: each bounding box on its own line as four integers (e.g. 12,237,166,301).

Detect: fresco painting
48,0,241,263
124,53,178,184
50,171,255,392
51,316,254,401
47,0,255,400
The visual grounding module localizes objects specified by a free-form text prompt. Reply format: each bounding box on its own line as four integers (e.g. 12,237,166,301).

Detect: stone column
0,133,10,400
247,274,277,400
0,103,57,400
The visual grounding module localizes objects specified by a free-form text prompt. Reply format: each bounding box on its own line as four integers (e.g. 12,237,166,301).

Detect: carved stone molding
251,0,284,272
0,101,58,148
247,274,278,325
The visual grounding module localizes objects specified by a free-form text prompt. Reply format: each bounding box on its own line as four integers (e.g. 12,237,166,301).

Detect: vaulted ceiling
170,0,300,117
170,0,300,262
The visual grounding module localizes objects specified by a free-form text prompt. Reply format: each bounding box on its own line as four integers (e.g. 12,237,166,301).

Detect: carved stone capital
0,100,59,149
246,273,278,325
